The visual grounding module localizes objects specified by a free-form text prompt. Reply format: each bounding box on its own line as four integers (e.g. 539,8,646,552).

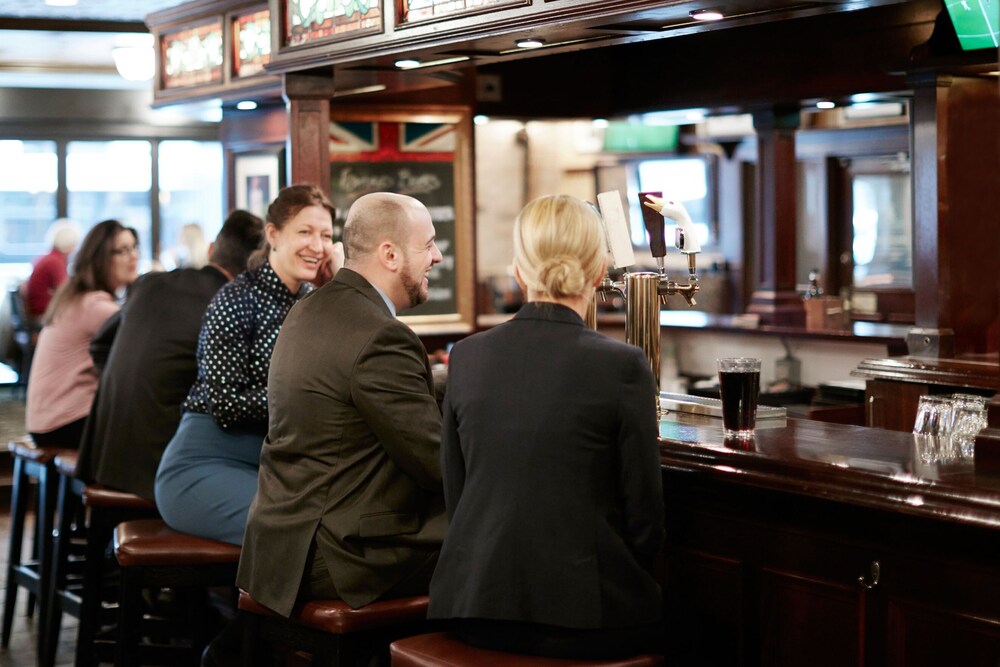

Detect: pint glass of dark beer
717,358,761,439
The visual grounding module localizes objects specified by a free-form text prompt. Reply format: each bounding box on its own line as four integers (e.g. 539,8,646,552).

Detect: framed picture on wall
233,149,284,219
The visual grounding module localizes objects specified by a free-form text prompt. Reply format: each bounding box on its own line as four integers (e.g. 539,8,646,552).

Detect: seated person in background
154,184,339,546
26,220,139,447
24,218,80,323
238,192,446,618
427,194,666,660
74,210,265,501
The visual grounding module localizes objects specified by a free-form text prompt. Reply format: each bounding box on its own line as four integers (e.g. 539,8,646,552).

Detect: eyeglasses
111,244,140,257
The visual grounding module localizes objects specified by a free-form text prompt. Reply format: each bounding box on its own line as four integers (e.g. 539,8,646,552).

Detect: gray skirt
154,411,264,546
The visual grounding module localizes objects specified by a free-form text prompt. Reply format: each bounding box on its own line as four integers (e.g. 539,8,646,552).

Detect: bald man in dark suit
238,192,445,616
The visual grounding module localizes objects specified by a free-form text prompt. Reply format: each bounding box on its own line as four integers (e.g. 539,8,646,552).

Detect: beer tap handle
647,196,702,255
639,191,668,260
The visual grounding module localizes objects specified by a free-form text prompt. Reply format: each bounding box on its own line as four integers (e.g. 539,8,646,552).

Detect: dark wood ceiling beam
0,18,148,33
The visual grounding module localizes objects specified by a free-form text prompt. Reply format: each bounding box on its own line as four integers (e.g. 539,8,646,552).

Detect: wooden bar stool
2,437,73,651
43,462,159,667
390,632,665,667
238,589,430,666
113,518,241,667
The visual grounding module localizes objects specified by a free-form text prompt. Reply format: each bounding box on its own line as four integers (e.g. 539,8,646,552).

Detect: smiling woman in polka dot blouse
154,184,343,546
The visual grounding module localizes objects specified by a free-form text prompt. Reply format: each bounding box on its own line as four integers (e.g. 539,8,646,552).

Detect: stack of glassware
912,393,989,463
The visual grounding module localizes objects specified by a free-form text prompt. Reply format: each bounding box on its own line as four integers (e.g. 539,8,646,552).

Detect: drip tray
659,392,787,420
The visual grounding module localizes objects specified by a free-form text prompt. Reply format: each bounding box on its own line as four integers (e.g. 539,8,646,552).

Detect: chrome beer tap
592,191,701,403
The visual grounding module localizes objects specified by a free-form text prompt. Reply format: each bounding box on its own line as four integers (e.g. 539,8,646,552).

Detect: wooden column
907,73,1000,358
283,70,336,195
747,108,805,326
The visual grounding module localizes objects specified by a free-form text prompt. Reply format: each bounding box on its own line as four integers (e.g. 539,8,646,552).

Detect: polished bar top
658,413,1000,530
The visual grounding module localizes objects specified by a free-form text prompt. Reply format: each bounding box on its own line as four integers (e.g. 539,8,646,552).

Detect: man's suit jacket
237,268,445,616
75,265,229,500
428,302,665,629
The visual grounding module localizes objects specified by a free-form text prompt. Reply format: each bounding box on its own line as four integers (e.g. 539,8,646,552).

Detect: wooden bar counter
657,413,1000,666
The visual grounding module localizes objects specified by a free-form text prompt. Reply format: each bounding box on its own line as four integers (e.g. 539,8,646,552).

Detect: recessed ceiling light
816,100,836,109
236,101,258,111
689,9,724,21
395,59,420,69
515,38,545,49
473,115,489,125
592,118,609,129
45,0,78,6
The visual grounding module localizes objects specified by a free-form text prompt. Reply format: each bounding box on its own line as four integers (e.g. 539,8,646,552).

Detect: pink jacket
26,291,120,435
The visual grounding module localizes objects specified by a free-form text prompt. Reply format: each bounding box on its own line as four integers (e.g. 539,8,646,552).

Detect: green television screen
943,0,999,51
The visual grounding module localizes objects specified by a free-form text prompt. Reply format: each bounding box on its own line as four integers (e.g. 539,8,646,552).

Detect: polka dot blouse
182,259,312,431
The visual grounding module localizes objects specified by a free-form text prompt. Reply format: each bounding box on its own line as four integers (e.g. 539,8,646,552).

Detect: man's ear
377,241,399,271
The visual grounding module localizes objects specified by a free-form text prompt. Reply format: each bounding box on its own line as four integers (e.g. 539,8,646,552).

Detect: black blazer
428,301,665,630
75,265,229,500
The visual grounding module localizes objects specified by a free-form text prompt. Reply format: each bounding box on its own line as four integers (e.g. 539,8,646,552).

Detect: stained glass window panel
286,0,382,47
401,0,515,23
161,21,224,89
234,10,271,78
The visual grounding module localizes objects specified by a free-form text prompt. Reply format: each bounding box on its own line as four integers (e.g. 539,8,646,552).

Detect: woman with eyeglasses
26,219,139,447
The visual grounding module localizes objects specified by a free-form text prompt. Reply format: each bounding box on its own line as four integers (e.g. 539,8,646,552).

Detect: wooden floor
0,511,79,667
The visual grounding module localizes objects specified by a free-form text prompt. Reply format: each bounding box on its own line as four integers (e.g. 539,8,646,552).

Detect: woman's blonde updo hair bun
513,194,605,299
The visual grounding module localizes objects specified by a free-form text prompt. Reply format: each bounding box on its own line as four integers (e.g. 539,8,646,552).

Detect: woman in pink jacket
26,219,139,447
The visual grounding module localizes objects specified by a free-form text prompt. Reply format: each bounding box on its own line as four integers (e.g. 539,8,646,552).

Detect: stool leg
74,515,113,667
1,457,28,647
34,463,57,658
41,471,78,667
114,566,143,667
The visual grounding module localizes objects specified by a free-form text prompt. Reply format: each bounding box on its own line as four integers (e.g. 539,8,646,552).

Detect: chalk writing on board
330,161,457,317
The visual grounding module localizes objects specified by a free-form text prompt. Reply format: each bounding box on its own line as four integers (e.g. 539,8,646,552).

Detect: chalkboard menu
329,160,458,318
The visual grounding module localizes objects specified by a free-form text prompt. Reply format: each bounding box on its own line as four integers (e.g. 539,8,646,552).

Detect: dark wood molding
0,18,147,32
908,74,1000,358
853,355,1000,391
747,108,805,326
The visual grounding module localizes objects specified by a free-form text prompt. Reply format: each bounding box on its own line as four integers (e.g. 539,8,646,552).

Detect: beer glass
717,358,761,440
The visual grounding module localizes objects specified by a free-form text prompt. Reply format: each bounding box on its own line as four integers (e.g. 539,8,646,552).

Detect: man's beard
400,257,428,309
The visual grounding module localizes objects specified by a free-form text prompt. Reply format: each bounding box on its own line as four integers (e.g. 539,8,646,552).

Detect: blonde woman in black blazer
428,194,665,659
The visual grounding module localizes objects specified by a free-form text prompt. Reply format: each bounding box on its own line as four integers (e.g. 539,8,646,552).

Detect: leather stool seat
238,590,431,666
390,632,665,667
239,590,429,635
116,519,240,566
82,484,158,510
113,519,241,667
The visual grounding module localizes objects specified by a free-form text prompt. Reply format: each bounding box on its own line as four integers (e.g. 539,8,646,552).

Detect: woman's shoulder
73,290,120,329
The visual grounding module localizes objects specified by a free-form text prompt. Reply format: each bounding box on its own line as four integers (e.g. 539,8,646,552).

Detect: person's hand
313,241,344,286
642,193,666,214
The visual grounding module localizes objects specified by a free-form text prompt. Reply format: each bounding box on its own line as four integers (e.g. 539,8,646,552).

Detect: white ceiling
0,0,187,90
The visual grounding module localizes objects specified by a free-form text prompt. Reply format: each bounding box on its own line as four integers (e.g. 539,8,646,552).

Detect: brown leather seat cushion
8,438,74,464
82,484,158,510
114,519,241,567
390,632,665,667
238,589,429,635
